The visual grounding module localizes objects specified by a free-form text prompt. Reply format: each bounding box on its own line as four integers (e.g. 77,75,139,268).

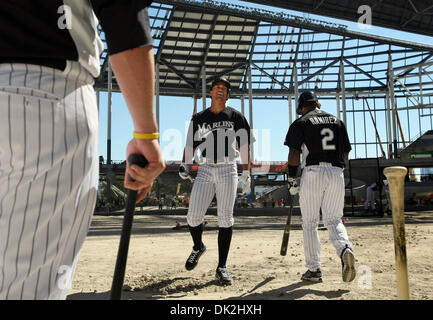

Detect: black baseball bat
280,195,294,256
110,154,148,300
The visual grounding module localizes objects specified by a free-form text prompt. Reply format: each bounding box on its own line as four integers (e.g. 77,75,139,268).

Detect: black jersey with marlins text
284,108,351,168
186,107,255,164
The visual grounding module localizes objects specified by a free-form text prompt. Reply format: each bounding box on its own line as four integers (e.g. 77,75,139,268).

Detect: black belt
0,58,66,71
306,161,344,168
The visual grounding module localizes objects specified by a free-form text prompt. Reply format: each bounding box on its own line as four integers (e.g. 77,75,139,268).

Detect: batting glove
287,177,299,195
179,163,190,180
238,171,251,193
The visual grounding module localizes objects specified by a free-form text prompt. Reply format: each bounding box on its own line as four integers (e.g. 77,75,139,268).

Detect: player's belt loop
319,162,332,167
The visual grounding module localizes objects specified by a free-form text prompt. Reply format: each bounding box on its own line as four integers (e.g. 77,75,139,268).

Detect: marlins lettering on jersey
196,121,235,139
189,107,254,164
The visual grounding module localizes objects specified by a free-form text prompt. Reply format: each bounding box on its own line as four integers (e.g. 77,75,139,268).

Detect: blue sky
97,1,433,163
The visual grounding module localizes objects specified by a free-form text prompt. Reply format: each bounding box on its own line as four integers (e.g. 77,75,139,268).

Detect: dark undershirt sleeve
236,113,255,148
284,121,304,151
340,121,352,153
91,0,154,55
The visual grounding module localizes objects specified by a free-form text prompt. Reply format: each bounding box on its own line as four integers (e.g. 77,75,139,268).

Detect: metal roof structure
95,0,433,161
242,0,433,38
95,0,433,100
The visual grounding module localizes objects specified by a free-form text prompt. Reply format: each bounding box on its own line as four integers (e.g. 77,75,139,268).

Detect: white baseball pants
187,163,238,228
0,62,99,299
364,185,376,210
299,163,354,271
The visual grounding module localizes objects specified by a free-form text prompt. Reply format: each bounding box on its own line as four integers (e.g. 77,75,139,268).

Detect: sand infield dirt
67,208,433,300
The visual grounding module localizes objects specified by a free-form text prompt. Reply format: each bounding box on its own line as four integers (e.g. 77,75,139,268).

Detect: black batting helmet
210,77,231,98
297,91,318,115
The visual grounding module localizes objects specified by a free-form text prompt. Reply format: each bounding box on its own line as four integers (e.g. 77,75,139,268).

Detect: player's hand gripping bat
280,195,294,256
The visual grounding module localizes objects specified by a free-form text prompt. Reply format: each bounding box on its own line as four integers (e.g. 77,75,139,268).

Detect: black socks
189,223,204,251
189,224,233,268
217,227,232,268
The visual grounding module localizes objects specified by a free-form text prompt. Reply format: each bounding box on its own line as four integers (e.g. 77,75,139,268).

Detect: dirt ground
67,208,433,300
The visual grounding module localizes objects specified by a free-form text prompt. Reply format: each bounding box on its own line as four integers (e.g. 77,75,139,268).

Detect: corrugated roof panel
241,0,433,38
184,11,206,20
96,0,433,100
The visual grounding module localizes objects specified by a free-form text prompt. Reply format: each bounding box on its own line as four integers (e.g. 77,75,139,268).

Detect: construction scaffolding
94,0,433,161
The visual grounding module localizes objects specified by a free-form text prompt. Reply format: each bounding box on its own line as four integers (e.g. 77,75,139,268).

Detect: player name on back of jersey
308,116,338,125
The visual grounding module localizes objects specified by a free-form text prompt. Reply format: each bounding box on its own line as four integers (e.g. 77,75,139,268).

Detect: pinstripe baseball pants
299,163,354,271
0,62,99,299
187,163,238,228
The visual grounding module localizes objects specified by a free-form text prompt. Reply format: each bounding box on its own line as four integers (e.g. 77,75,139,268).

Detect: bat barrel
110,189,138,300
383,166,410,300
280,195,294,256
110,154,148,300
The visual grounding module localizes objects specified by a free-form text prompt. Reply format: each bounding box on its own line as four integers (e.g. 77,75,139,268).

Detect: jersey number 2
321,128,336,150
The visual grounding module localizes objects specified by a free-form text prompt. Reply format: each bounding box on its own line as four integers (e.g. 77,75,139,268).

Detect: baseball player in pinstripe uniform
284,91,356,283
0,0,165,299
179,77,254,285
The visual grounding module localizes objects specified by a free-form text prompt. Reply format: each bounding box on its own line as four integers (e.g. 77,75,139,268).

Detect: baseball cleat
185,244,206,271
301,269,323,282
215,267,232,285
341,247,356,282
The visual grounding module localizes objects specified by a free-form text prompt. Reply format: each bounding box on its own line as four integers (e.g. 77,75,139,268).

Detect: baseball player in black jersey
284,91,356,283
0,1,165,299
179,77,254,285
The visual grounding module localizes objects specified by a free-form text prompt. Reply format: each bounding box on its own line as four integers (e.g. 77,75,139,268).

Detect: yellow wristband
133,131,159,140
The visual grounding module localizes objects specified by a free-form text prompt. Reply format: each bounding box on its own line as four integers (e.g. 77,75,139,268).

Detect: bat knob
127,154,149,182
128,154,149,168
